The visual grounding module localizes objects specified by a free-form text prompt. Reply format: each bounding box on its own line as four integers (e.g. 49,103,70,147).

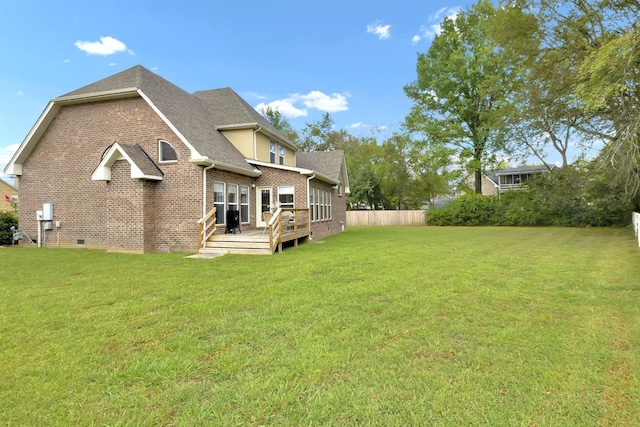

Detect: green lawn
1,226,639,426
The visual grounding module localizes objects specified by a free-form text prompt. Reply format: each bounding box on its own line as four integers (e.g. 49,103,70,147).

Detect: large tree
404,0,516,194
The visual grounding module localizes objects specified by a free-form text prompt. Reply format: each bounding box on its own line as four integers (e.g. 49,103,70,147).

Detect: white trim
91,142,163,181
137,89,202,161
247,159,338,185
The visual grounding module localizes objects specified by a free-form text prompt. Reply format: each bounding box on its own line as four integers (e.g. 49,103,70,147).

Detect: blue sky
0,0,466,180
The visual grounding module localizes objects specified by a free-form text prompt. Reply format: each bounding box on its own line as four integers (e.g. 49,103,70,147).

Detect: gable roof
194,88,297,150
92,142,164,181
4,65,261,177
296,150,350,192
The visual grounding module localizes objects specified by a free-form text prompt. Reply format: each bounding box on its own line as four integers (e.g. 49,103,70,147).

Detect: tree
519,0,640,196
404,0,516,194
261,106,299,144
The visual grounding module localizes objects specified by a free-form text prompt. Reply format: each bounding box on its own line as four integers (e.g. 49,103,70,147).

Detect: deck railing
197,207,217,248
266,208,310,253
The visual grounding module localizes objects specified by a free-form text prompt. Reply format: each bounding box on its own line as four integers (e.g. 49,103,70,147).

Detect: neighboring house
0,178,18,212
3,65,350,254
460,165,557,196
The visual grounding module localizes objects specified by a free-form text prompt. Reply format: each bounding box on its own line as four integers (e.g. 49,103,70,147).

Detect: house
459,165,556,196
3,65,350,254
0,178,18,212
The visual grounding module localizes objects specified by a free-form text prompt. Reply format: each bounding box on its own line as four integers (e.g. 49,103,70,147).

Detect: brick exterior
17,98,202,252
16,95,348,253
207,165,347,240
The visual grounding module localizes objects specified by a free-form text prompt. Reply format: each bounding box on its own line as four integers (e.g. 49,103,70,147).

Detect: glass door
256,187,272,227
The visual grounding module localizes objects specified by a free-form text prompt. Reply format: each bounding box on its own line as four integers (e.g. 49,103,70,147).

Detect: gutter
306,173,315,241
253,126,262,160
202,163,215,217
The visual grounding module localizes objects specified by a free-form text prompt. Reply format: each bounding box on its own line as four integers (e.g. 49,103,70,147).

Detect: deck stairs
199,230,272,255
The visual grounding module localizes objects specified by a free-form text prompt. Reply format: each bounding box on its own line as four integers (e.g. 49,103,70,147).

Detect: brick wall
17,97,202,252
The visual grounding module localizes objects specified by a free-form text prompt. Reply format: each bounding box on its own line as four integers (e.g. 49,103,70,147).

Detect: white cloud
64,59,70,63
293,91,349,112
414,7,460,42
75,36,133,56
0,143,20,165
256,100,308,118
256,90,349,118
348,122,367,129
367,21,392,40
17,91,23,96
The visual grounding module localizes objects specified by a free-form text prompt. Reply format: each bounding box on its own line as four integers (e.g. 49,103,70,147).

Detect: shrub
0,211,18,246
426,194,497,226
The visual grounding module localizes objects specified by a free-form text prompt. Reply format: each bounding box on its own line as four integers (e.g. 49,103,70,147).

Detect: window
270,141,276,163
159,140,177,162
310,188,315,221
278,186,294,209
228,184,238,212
337,183,343,196
279,145,285,165
310,186,332,222
214,182,225,225
240,186,249,223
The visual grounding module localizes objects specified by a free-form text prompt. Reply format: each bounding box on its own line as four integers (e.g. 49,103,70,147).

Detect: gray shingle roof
296,150,345,181
193,88,292,146
118,143,164,178
59,65,258,175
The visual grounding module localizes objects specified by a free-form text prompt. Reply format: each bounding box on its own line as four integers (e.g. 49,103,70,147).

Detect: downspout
253,126,262,160
306,173,315,241
202,163,215,217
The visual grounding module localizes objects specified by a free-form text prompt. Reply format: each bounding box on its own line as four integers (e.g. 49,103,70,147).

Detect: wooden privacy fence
346,210,426,226
633,212,640,247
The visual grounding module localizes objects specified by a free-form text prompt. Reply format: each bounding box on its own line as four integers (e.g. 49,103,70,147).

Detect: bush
428,163,637,228
426,194,497,226
0,211,18,245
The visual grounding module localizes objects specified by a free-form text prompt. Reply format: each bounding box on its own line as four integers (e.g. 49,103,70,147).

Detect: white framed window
228,184,238,212
159,140,177,162
310,186,332,222
240,185,249,223
270,141,276,163
214,182,226,225
278,186,294,209
337,183,343,196
279,145,285,165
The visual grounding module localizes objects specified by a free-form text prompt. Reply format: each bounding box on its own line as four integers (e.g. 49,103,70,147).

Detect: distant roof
486,165,557,184
297,150,345,182
0,178,18,192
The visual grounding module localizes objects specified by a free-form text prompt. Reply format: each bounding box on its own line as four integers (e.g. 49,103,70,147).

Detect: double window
213,182,250,225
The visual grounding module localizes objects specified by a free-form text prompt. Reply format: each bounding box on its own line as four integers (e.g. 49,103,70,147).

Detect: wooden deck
199,208,310,255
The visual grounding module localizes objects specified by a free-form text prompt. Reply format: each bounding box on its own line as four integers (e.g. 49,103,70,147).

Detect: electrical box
44,222,53,231
43,203,54,221
55,221,61,229
36,210,43,221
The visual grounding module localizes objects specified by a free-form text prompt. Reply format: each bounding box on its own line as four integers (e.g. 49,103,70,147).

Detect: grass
1,226,639,426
